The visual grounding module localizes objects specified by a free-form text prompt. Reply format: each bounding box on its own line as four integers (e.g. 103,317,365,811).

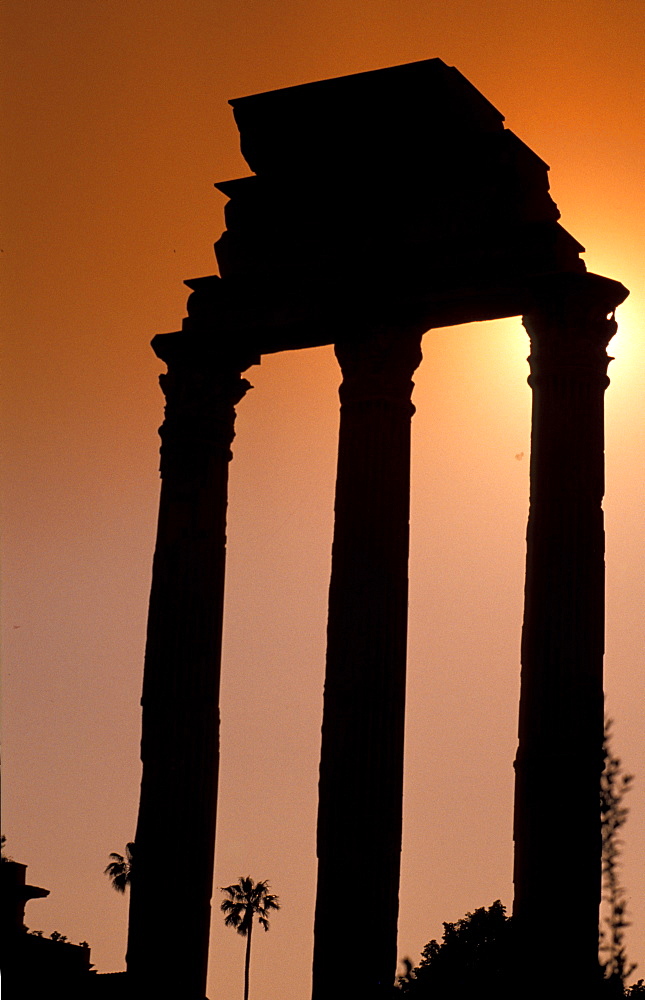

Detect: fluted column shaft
514,273,628,998
313,329,423,1000
127,329,254,1000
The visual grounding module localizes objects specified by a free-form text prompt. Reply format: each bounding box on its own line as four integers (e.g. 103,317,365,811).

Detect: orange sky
2,2,644,997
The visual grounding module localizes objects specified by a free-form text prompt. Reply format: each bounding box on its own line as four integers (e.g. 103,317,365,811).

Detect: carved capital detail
522,273,628,381
150,325,256,490
157,365,251,488
335,328,423,409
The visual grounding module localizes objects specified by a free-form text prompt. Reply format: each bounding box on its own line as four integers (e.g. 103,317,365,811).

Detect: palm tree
220,875,280,1000
104,842,134,893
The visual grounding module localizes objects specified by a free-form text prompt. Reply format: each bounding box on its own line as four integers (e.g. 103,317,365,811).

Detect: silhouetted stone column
514,273,628,998
313,328,423,1000
127,324,256,1000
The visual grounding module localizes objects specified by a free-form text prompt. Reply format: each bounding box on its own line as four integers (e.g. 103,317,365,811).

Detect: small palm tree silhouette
220,875,280,1000
104,842,134,893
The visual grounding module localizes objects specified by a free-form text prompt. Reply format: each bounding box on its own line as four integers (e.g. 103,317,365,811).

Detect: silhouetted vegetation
601,719,636,993
397,900,515,999
220,876,280,1000
104,842,134,893
395,719,639,998
396,899,643,998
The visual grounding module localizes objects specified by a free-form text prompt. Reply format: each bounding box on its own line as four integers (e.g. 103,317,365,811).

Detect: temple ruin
126,59,628,999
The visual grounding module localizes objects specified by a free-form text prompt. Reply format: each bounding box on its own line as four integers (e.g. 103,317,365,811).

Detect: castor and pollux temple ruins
125,59,629,999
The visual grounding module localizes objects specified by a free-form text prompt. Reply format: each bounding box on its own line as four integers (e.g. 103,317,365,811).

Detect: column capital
522,272,629,379
151,329,257,489
335,327,424,409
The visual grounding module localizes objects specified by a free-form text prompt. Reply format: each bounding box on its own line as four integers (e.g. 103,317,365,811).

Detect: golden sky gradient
2,2,644,997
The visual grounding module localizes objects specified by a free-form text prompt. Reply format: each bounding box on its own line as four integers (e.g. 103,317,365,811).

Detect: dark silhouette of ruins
0,856,93,998
126,59,628,999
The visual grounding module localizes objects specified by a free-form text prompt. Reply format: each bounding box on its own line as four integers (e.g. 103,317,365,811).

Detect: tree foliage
104,842,134,893
221,876,280,1000
397,900,515,998
220,875,280,937
394,719,639,997
1,834,11,862
601,719,636,991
